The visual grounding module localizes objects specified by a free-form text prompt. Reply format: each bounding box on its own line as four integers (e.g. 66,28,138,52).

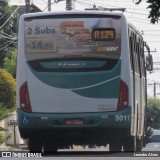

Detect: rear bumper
19,127,130,145
17,107,131,142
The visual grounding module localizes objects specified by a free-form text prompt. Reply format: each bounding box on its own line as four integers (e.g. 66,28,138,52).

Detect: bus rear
17,11,131,152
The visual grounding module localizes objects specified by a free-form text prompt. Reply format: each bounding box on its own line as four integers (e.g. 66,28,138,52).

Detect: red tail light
117,80,128,111
20,82,32,112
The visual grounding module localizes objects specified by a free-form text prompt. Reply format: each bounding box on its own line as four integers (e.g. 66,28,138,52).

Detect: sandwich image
73,33,94,45
65,27,90,36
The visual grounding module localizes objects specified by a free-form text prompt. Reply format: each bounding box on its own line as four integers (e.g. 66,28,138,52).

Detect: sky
8,0,160,97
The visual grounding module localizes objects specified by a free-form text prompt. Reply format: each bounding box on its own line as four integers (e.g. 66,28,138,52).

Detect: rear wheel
123,136,136,152
28,139,42,153
43,141,58,154
136,138,143,151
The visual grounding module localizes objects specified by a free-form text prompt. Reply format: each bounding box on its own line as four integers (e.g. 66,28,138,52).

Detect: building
12,3,42,16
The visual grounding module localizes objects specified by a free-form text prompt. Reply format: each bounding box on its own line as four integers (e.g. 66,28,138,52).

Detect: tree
135,0,160,24
0,1,17,67
147,98,160,129
0,69,16,108
3,50,17,78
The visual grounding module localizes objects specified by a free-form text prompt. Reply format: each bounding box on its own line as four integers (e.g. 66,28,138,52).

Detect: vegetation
0,103,15,145
147,98,160,129
0,103,15,120
135,0,160,24
0,69,16,108
0,1,17,147
0,1,17,67
0,132,5,145
3,50,17,78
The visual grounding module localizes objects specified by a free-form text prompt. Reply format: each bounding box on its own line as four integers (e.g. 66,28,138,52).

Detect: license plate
65,119,84,126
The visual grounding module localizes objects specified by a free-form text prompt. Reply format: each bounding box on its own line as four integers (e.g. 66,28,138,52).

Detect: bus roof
21,10,125,18
20,10,142,36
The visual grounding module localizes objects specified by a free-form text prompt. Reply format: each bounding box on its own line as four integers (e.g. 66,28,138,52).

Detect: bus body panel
25,62,121,113
17,11,147,149
17,107,131,139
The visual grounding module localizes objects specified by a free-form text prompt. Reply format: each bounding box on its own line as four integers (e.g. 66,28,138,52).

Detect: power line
143,30,160,32
0,30,14,38
42,0,56,11
40,0,48,4
0,5,20,29
148,82,160,98
0,34,17,40
0,39,16,51
126,11,148,16
0,13,8,20
143,34,160,37
78,0,149,12
146,41,160,42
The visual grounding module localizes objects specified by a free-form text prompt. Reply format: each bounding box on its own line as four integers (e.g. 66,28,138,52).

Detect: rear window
24,14,121,71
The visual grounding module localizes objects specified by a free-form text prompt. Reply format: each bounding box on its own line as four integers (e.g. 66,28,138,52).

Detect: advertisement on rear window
24,16,121,61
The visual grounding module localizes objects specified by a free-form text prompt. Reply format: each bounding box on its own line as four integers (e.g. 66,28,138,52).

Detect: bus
17,11,153,152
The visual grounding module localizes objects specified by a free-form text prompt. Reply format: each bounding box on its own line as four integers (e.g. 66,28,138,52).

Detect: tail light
20,82,32,112
117,80,128,111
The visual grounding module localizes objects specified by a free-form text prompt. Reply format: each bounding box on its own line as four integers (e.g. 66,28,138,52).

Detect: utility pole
66,0,72,10
25,0,30,13
148,82,160,98
48,0,51,11
154,82,156,98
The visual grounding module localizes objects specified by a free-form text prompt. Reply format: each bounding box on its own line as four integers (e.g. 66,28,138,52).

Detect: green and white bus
17,11,153,152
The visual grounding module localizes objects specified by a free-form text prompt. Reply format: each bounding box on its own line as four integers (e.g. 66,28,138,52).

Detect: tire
136,138,143,151
43,141,58,154
123,136,136,152
28,139,42,153
109,143,122,152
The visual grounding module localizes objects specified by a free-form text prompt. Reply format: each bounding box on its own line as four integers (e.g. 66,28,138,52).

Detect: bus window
136,41,141,77
24,15,122,72
129,37,134,72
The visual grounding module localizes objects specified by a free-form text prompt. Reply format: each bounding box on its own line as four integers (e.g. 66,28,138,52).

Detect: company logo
1,152,42,158
106,46,119,52
58,62,86,68
96,46,119,52
2,152,12,158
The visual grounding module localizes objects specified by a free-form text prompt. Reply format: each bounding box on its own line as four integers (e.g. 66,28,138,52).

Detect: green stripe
72,76,120,98
18,107,131,129
27,60,121,90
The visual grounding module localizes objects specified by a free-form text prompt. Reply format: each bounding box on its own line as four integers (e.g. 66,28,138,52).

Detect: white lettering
115,115,130,121
148,153,158,157
134,153,147,157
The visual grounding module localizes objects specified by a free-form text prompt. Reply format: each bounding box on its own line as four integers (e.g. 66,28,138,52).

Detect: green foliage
147,98,160,129
0,1,18,67
0,69,16,108
0,103,14,145
135,0,160,24
3,50,17,78
147,0,160,24
0,132,5,145
0,103,15,120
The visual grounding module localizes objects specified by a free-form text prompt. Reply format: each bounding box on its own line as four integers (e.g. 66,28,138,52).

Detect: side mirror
146,54,153,71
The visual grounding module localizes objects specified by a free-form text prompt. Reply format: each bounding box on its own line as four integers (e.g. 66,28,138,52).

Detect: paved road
1,145,160,160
